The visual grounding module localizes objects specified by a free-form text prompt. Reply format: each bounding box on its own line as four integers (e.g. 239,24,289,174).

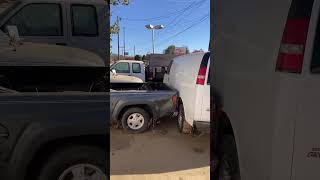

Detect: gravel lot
110,116,210,180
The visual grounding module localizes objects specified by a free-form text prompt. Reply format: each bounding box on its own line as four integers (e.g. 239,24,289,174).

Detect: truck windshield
0,0,19,19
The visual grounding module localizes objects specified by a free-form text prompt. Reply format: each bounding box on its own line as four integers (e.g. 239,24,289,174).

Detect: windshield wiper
0,86,18,93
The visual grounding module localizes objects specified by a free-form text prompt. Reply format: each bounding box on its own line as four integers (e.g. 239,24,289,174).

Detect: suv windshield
0,0,19,19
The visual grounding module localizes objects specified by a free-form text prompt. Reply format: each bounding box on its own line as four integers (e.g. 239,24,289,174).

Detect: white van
110,60,146,83
164,52,210,133
213,0,320,179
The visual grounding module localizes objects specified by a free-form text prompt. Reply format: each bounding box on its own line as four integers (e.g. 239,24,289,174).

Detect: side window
132,63,141,73
113,62,130,73
4,3,62,36
71,4,98,36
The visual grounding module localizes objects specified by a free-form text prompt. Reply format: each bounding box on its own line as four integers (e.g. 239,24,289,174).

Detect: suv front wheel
37,145,108,180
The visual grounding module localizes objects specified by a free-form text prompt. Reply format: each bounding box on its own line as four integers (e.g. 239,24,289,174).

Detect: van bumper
194,121,210,133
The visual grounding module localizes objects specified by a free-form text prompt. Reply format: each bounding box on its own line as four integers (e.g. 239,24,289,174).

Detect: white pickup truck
110,60,146,83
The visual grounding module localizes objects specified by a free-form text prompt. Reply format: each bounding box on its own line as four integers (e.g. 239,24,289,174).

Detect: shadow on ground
110,116,210,175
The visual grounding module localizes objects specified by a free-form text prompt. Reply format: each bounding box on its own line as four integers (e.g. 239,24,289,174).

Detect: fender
7,113,107,180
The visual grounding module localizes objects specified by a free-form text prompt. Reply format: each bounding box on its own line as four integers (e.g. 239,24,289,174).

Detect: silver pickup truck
111,83,177,133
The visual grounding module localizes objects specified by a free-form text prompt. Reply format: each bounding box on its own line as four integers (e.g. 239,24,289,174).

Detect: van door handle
56,43,67,46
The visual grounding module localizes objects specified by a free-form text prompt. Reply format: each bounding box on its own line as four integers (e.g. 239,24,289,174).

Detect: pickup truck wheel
37,145,107,180
177,104,193,134
121,107,150,133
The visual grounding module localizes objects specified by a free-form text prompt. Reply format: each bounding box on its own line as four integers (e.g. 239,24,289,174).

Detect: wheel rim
58,164,107,180
127,113,145,130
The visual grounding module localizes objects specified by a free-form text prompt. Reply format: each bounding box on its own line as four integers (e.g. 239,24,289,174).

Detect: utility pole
117,16,120,61
134,45,135,57
123,27,126,59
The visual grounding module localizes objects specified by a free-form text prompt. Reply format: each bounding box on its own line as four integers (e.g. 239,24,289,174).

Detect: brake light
276,0,314,73
276,19,309,73
172,95,177,108
196,67,207,85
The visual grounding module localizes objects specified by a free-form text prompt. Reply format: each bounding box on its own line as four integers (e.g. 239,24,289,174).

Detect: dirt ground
110,117,210,180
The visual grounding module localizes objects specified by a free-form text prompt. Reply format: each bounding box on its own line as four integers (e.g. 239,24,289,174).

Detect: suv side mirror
111,69,117,75
6,26,21,49
6,25,21,42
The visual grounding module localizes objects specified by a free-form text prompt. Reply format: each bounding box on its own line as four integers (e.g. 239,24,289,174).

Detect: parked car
163,52,211,133
0,0,109,63
110,60,146,83
213,0,320,179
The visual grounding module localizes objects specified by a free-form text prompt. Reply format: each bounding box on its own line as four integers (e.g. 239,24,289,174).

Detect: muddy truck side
110,83,178,133
0,91,108,180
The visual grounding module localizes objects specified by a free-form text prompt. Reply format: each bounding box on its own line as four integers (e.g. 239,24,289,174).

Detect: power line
121,0,197,21
136,14,209,54
164,0,207,29
157,14,209,45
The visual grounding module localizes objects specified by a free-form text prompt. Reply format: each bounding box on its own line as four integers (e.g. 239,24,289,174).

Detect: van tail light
276,0,314,73
196,52,210,85
172,95,177,108
196,67,207,85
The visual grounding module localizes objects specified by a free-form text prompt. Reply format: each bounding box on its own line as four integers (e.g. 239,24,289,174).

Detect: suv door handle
56,43,67,46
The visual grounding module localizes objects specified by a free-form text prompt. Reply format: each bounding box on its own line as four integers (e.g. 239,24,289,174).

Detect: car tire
177,104,193,134
121,107,150,133
37,145,108,180
218,134,240,180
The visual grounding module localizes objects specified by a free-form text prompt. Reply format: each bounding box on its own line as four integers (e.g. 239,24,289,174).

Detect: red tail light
172,95,177,108
276,0,314,73
276,19,310,73
196,67,207,85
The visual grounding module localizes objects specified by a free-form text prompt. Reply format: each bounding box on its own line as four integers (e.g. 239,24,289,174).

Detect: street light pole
145,24,164,54
152,29,155,54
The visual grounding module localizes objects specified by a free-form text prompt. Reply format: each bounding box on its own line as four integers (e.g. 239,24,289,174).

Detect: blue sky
111,0,210,56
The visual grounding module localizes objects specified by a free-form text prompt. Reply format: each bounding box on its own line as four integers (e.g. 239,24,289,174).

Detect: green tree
164,45,176,54
110,0,129,5
134,55,142,60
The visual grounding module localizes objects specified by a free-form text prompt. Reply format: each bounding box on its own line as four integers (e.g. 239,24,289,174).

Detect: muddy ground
110,117,210,180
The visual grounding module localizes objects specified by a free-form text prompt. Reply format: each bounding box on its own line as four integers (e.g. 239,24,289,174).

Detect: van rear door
290,0,320,179
195,52,211,124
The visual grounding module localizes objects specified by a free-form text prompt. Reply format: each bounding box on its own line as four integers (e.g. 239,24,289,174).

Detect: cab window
112,62,130,73
132,63,141,73
71,4,98,36
3,3,63,36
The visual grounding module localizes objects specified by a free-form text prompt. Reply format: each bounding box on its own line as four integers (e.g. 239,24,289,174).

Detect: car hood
0,36,105,66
